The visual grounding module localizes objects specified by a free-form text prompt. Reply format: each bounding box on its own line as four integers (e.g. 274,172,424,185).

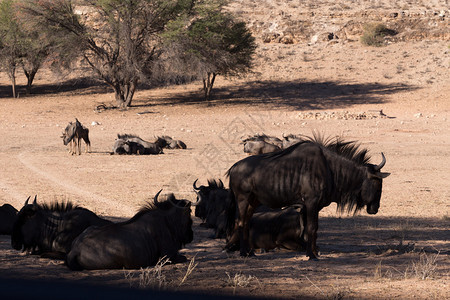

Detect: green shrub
361,23,397,47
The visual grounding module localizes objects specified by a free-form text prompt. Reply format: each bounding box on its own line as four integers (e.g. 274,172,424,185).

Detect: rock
414,113,423,118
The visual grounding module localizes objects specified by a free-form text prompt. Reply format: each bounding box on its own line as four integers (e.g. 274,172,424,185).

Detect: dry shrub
407,251,440,280
361,23,397,47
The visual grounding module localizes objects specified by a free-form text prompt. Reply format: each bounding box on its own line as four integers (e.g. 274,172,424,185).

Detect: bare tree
22,0,195,108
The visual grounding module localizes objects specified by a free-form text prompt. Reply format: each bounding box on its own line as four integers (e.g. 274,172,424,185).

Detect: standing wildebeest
226,136,390,259
193,179,231,238
0,204,18,235
11,196,112,257
66,191,193,270
61,119,91,155
155,136,187,149
115,134,163,155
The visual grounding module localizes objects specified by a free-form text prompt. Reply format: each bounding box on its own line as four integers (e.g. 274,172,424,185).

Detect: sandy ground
0,11,449,299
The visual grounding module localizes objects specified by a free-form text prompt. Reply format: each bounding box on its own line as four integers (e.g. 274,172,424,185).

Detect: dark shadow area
1,78,418,112
0,277,267,300
317,215,449,255
134,79,419,111
0,77,110,99
192,215,449,259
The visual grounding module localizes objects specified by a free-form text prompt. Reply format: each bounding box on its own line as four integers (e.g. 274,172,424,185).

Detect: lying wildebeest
242,134,283,148
11,196,112,258
66,191,193,270
61,119,91,155
155,136,187,149
113,134,163,155
243,140,281,155
242,134,283,155
282,134,306,149
193,179,231,238
0,204,18,235
226,135,390,259
228,205,306,252
192,179,306,251
111,139,145,155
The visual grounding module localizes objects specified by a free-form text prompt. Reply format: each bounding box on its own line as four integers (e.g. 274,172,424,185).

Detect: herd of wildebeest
0,118,390,270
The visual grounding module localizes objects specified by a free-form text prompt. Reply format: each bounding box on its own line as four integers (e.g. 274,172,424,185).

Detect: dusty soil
0,1,449,299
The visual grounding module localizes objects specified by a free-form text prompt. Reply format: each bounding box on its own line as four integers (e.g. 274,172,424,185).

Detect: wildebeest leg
237,196,255,257
304,201,319,260
70,140,75,155
77,137,82,155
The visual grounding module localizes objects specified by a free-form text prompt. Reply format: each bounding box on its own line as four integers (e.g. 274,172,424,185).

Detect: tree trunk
8,65,17,98
202,72,217,101
24,66,38,95
113,80,138,109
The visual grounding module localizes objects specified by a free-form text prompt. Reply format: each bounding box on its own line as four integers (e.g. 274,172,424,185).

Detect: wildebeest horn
153,189,163,205
25,196,31,206
193,179,200,190
374,152,386,171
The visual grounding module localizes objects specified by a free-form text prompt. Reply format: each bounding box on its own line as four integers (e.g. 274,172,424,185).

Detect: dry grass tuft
179,254,199,286
225,272,260,295
138,256,171,289
407,251,440,280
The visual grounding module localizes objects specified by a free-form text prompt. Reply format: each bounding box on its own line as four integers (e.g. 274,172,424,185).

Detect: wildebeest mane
207,179,224,189
36,201,80,213
117,133,140,140
131,194,184,222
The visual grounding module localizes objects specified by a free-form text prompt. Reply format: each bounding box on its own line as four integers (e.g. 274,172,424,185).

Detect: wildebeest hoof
308,257,319,261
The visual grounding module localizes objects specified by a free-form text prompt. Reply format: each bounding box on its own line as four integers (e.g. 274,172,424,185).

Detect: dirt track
0,8,449,299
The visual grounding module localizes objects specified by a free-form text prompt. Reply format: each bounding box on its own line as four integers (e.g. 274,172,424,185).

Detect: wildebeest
242,134,283,148
0,204,18,235
61,119,91,155
243,140,281,155
192,178,306,251
66,191,193,270
245,205,306,252
242,134,282,155
11,196,112,257
193,179,231,238
113,134,163,155
226,136,390,259
282,134,305,149
155,136,187,149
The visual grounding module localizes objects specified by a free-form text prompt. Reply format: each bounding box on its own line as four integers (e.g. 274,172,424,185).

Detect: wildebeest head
152,190,193,246
61,122,76,145
11,196,39,251
112,139,130,154
192,179,224,219
361,153,390,214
